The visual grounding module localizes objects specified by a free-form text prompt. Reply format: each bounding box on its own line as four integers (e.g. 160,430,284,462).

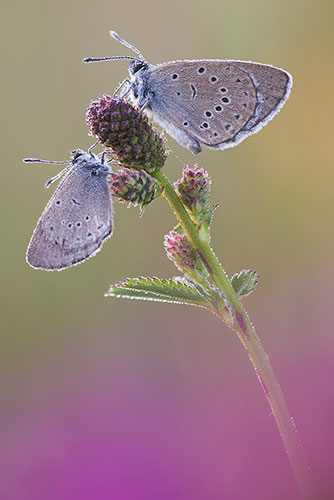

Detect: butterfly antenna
23,158,69,165
44,166,71,188
109,31,145,60
23,157,71,188
83,55,142,64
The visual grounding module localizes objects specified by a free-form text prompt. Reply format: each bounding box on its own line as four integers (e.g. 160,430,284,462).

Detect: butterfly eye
132,62,142,73
130,61,147,74
70,149,85,161
91,169,98,176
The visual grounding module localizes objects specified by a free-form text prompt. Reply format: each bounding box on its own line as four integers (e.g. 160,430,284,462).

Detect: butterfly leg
88,140,99,156
100,149,120,165
114,78,132,98
139,97,150,112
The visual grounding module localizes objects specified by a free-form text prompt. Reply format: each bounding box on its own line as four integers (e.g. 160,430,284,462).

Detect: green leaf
230,269,259,298
105,276,214,309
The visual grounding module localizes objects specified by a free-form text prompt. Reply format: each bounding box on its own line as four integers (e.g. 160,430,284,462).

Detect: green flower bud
109,168,163,212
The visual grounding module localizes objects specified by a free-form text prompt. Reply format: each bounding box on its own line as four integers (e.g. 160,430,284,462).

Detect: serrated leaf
231,269,259,298
105,276,214,309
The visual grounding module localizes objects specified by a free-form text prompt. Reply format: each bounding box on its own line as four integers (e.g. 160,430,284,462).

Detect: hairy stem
153,170,315,499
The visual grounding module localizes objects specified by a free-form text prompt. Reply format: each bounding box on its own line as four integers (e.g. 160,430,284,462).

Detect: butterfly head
69,149,111,177
70,149,87,162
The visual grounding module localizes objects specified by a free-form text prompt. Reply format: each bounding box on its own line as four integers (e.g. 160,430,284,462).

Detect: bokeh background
1,0,333,498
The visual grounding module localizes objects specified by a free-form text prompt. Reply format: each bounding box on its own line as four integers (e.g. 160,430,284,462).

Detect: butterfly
84,31,292,154
25,148,113,271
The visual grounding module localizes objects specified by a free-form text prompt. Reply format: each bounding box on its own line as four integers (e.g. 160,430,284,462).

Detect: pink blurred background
1,0,333,498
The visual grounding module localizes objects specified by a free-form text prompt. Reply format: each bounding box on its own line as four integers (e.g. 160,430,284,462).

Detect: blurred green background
1,0,333,498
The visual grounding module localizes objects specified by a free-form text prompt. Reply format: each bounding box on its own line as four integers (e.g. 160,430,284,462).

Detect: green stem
153,170,316,499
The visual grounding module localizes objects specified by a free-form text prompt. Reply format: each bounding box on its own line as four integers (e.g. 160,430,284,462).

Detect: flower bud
164,230,197,273
164,230,210,283
109,168,163,211
175,165,211,216
86,95,167,173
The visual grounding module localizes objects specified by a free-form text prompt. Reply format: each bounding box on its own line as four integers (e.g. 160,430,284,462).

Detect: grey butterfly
25,148,113,271
84,31,292,154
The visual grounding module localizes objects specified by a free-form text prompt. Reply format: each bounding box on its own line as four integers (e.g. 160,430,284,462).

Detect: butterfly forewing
147,60,292,151
27,162,113,271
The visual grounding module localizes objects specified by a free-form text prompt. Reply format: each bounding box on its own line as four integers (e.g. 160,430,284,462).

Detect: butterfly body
26,150,113,271
128,59,292,154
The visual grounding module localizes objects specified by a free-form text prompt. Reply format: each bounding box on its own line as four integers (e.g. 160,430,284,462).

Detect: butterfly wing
145,60,292,153
27,165,113,270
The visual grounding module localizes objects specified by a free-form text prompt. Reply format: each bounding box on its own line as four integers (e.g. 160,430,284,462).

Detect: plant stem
153,170,315,499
